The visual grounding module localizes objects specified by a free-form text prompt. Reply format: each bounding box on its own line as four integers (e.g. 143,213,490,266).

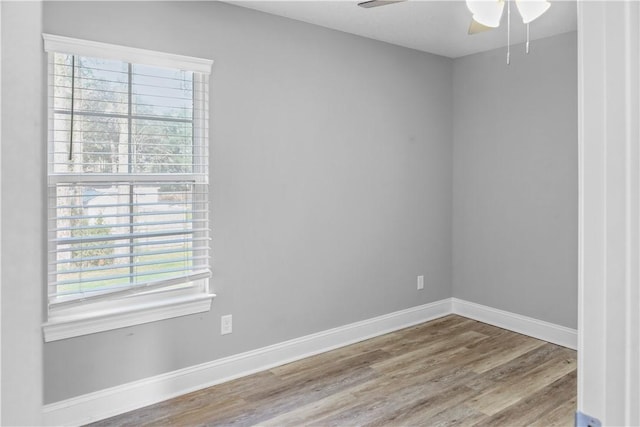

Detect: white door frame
578,1,640,425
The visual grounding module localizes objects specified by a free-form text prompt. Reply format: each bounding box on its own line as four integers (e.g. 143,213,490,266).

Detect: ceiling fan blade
515,0,550,24
468,19,494,35
357,0,406,9
465,0,505,28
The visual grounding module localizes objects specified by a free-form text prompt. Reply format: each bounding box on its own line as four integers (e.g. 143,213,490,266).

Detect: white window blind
45,35,212,310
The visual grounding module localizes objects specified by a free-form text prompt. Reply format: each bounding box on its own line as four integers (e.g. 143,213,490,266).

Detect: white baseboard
43,297,577,426
451,298,577,350
42,298,452,426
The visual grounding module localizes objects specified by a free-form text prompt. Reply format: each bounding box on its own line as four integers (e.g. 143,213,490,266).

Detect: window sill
43,293,215,342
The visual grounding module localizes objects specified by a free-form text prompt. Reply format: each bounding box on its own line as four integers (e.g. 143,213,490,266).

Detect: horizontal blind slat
53,208,208,221
53,254,209,276
50,265,210,288
50,245,211,265
50,202,208,212
49,174,207,184
50,236,210,254
53,228,209,245
53,218,207,233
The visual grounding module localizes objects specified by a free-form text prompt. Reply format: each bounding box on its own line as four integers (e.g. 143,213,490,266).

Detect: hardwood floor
90,315,577,427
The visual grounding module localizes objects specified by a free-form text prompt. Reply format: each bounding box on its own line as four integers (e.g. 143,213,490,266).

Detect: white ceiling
226,0,577,58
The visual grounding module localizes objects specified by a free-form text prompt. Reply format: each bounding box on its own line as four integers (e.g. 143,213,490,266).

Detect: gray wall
42,1,453,403
1,2,45,425
452,32,578,329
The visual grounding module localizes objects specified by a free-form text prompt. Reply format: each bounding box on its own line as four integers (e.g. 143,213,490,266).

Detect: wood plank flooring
89,315,576,427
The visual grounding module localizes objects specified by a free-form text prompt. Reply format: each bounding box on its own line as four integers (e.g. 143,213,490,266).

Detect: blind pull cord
69,55,76,161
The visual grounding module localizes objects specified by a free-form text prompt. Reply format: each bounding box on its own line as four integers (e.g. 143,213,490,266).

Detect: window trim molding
42,33,214,74
43,292,215,342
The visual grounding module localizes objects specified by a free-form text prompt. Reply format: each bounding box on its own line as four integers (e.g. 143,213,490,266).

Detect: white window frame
42,34,215,342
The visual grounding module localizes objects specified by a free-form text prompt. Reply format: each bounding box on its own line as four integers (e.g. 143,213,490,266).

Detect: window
43,35,214,341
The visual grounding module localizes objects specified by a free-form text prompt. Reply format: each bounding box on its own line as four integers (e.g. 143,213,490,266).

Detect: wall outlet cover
221,314,233,335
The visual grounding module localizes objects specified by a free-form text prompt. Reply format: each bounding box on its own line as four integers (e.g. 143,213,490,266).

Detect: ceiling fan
465,0,551,63
357,0,551,64
465,0,550,34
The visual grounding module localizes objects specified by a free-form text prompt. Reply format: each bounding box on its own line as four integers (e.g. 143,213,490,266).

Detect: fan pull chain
506,0,511,65
526,23,530,54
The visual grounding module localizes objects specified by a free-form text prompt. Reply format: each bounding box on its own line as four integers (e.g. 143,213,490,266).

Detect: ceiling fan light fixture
515,0,551,24
465,0,505,28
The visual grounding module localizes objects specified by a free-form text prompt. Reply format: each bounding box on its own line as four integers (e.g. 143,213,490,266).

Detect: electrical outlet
417,275,424,290
221,314,233,335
